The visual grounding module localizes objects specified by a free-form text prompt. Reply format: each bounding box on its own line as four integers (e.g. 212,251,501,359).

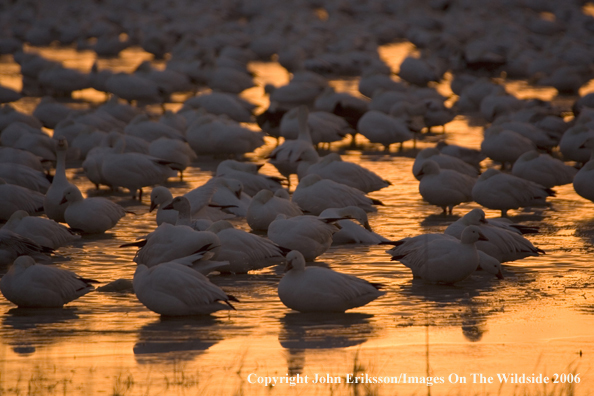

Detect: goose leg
138,188,143,202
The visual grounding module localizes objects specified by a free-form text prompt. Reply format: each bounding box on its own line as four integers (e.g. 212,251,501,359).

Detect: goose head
285,250,306,272
6,210,29,227
150,186,173,212
13,255,36,271
162,196,191,216
334,206,371,230
478,252,504,280
56,135,68,151
253,189,274,204
460,225,489,244
222,178,244,199
461,208,488,225
60,185,84,204
416,160,441,178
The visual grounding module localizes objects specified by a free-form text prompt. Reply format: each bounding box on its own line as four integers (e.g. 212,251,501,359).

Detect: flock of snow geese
0,0,594,317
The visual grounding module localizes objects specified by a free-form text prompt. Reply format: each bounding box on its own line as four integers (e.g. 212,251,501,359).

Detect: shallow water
0,43,593,396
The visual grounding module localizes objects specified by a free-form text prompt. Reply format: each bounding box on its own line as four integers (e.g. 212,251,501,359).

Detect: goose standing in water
247,189,303,232
267,214,340,261
61,186,127,234
319,207,394,245
133,261,238,316
417,160,475,215
267,106,319,190
472,169,555,216
44,136,81,223
278,250,384,313
0,256,96,308
101,133,177,200
389,226,495,284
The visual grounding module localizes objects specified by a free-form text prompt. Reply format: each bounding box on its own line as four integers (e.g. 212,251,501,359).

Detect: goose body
417,160,475,214
573,161,594,203
133,262,236,316
0,180,44,221
293,174,381,215
3,210,80,249
413,148,479,180
61,186,126,234
511,151,577,188
267,214,340,261
319,207,392,245
278,251,384,313
44,136,80,222
0,256,95,308
357,110,413,149
215,160,282,197
247,189,303,231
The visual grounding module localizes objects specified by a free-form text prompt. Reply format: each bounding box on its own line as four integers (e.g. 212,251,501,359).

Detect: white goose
267,106,319,189
133,262,238,316
44,136,81,223
292,174,382,215
0,179,44,221
574,158,594,203
481,126,536,169
0,147,45,172
298,153,390,193
319,207,393,245
149,186,177,226
356,110,413,151
124,222,221,267
412,147,479,180
511,151,577,188
472,168,554,216
0,163,50,193
61,186,126,234
2,210,80,250
206,220,287,274
246,189,303,232
417,160,475,215
0,256,96,308
389,226,493,284
149,138,197,181
215,160,283,197
0,229,53,266
101,134,176,200
161,196,213,231
278,250,384,313
267,214,340,261
445,208,544,262
124,114,185,142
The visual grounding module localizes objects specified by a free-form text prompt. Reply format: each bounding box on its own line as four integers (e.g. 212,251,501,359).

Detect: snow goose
186,115,264,156
2,210,80,250
205,66,254,94
215,160,283,197
0,104,42,131
279,108,351,146
44,136,81,223
0,256,96,308
445,208,544,262
149,138,197,181
61,186,126,234
206,220,287,273
0,84,21,104
97,96,143,124
180,179,235,221
412,147,479,180
33,97,75,129
183,92,253,122
356,110,413,151
0,163,50,193
435,141,486,168
423,98,455,132
161,196,213,231
0,179,44,221
298,153,390,193
101,134,176,200
573,147,594,203
149,186,178,225
0,147,44,172
559,125,594,163
417,160,475,215
124,223,221,267
494,121,558,150
247,190,303,232
0,229,53,266
210,178,251,217
481,126,536,169
124,114,185,143
267,214,340,261
265,81,325,110
133,261,238,316
278,250,384,313
104,72,163,105
511,151,577,188
293,174,382,215
267,106,319,188
390,226,492,284
1,122,56,162
134,60,192,97
319,207,393,245
472,168,555,216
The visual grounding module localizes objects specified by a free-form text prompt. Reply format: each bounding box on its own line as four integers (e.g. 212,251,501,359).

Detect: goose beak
149,202,157,212
60,196,68,204
284,260,293,272
478,232,489,241
496,269,504,279
235,190,241,199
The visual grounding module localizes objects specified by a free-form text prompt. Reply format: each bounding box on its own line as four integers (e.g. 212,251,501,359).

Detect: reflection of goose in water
2,307,81,355
279,312,375,374
133,316,225,364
